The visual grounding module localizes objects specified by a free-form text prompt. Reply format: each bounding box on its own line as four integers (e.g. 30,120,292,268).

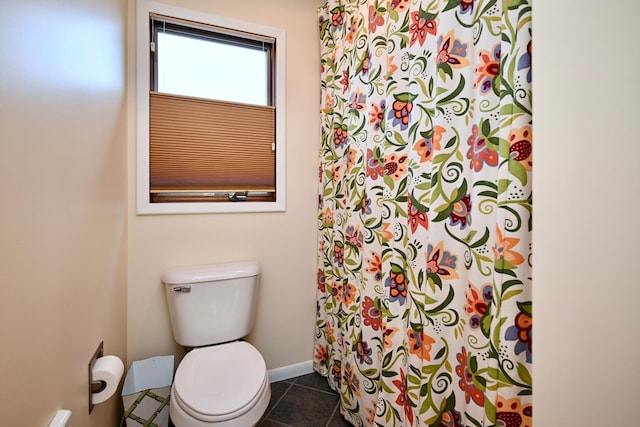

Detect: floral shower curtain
314,1,532,426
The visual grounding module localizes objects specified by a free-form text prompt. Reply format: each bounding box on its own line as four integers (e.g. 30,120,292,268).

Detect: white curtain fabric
315,1,532,426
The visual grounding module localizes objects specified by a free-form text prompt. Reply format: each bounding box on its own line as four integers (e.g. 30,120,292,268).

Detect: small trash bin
122,355,174,427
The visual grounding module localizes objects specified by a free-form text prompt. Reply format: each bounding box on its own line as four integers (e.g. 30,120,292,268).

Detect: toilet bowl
169,341,270,426
162,262,271,427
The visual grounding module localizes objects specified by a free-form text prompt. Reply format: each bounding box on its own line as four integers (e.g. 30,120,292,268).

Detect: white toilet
162,261,271,427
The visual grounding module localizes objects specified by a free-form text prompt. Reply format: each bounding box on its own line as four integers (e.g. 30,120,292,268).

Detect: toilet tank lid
162,261,259,285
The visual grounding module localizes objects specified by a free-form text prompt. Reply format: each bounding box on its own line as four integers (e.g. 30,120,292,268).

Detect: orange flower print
365,400,377,425
346,148,358,172
348,88,367,112
386,55,398,79
362,296,382,330
331,363,342,388
440,409,463,427
345,225,364,248
388,97,414,130
343,362,361,397
326,322,335,344
365,251,382,281
314,344,329,367
467,124,499,172
322,207,334,227
333,242,344,267
407,196,429,234
356,340,373,365
385,264,408,305
433,124,445,145
413,125,444,163
382,324,399,350
392,368,414,425
362,52,372,76
331,164,342,183
436,30,470,69
339,69,350,93
407,329,436,361
506,308,532,363
322,94,334,114
334,281,357,306
391,0,410,11
333,124,348,148
366,148,384,179
345,16,359,44
464,283,493,330
368,100,386,131
368,5,385,33
508,126,532,171
317,269,326,292
474,43,501,94
496,396,532,427
331,7,345,29
449,195,472,229
426,241,460,280
409,10,437,47
381,221,394,241
455,347,485,405
493,227,525,267
384,153,408,180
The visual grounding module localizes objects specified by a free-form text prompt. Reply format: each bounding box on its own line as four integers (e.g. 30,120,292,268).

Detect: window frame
150,16,275,106
136,0,286,214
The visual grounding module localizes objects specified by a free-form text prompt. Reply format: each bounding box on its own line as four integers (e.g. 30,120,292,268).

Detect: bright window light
157,32,269,106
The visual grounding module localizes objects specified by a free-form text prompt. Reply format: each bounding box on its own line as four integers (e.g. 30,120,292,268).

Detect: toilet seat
172,341,269,423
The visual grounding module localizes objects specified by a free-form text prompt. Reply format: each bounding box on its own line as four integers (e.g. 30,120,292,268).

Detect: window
136,0,286,214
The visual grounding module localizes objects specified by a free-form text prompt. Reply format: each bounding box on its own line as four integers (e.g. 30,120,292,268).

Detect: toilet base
169,378,271,426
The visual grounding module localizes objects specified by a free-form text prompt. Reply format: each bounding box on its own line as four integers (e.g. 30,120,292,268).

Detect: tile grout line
291,373,341,397
292,383,339,396
325,400,342,427
262,381,295,420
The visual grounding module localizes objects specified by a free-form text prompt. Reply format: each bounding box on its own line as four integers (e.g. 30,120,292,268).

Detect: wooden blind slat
149,91,276,192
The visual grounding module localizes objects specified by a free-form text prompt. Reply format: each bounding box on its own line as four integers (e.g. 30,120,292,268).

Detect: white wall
126,0,322,370
533,1,640,425
0,0,128,425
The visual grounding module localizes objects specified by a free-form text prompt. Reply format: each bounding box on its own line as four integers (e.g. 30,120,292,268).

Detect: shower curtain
314,1,532,426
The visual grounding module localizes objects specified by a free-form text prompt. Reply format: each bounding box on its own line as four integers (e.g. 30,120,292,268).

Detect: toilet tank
162,261,260,347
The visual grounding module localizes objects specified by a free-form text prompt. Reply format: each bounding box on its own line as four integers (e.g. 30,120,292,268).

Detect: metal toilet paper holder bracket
88,341,104,414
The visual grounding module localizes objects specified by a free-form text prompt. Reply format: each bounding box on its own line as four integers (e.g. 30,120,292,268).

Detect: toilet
162,261,271,426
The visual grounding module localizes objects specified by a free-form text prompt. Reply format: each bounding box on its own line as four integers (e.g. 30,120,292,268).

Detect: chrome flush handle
173,285,191,293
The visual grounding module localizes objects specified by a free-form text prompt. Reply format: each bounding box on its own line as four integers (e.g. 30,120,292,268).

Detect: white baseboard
268,360,314,383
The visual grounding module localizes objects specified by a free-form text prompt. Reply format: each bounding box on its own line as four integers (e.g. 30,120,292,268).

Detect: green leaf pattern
315,1,532,426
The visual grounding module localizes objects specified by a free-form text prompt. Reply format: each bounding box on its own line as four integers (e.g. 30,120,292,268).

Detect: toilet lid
173,341,267,418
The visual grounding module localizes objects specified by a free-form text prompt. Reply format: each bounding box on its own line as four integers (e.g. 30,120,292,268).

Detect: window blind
149,91,276,201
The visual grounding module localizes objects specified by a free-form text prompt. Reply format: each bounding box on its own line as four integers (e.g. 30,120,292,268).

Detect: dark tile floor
258,372,352,427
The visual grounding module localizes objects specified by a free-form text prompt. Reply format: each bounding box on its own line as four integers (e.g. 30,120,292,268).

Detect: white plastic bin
122,355,174,427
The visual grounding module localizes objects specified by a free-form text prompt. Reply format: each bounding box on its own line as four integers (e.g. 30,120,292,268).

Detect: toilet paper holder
88,341,104,414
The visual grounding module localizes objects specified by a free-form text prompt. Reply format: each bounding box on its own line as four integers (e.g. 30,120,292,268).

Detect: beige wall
126,0,322,370
0,1,128,426
533,1,640,425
